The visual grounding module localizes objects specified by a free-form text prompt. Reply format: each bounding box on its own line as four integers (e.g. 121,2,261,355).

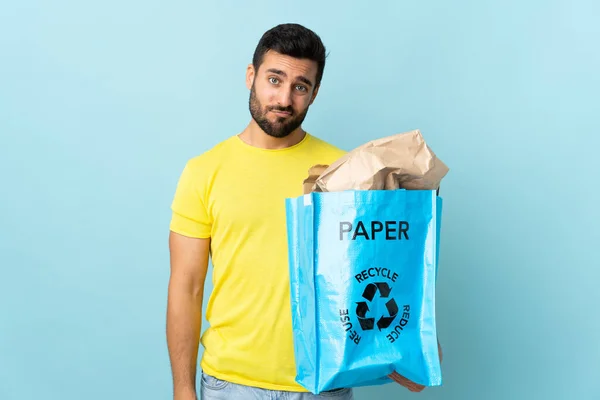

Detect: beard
248,84,309,138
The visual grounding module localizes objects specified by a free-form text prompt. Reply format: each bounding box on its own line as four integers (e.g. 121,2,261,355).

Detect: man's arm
166,231,210,400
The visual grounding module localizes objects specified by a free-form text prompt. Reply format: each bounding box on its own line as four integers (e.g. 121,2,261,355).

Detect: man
166,23,436,400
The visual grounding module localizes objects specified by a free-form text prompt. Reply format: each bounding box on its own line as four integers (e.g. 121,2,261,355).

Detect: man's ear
246,64,255,90
309,84,320,105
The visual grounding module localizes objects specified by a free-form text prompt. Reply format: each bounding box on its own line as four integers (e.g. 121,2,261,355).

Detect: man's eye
269,77,279,84
296,85,307,92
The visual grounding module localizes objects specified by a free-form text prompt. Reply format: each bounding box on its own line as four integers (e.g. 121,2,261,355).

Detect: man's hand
388,371,426,392
174,388,198,400
388,340,443,392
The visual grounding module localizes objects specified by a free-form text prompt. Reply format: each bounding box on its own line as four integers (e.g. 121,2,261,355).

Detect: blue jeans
200,372,354,400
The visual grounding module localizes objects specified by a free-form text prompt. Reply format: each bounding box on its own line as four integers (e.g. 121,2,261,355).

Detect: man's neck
238,121,306,150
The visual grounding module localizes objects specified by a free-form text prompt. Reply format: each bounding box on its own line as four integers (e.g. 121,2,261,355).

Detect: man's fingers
388,372,425,392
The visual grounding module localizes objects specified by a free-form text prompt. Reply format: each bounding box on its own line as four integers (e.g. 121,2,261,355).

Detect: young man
166,23,432,400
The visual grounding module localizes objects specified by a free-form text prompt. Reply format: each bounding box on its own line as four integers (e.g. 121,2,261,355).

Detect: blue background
1,1,598,399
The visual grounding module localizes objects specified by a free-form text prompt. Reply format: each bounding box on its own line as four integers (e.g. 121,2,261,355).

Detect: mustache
267,105,294,114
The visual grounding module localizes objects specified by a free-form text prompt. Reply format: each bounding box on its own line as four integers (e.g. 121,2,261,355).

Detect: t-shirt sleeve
169,160,212,238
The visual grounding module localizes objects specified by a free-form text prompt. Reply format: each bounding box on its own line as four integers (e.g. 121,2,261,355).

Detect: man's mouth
270,108,293,117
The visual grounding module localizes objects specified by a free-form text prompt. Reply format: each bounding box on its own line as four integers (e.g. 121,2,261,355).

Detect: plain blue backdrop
1,1,599,399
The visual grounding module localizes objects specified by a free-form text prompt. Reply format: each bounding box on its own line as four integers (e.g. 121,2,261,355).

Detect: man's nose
276,86,293,108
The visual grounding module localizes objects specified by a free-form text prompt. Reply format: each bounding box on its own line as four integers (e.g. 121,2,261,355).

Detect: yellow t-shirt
169,133,346,391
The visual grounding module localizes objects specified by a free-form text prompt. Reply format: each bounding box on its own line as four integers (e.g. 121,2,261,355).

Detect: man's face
247,51,320,138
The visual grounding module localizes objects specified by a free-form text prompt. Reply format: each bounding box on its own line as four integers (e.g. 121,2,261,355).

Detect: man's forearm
166,284,203,397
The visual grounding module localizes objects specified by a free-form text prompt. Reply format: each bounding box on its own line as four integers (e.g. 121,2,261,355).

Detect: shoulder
306,134,347,158
174,136,239,193
183,135,238,172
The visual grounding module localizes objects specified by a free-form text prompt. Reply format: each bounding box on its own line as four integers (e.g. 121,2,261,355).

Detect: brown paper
312,129,449,192
303,164,329,194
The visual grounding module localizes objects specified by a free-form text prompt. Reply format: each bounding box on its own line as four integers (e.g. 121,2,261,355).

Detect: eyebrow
266,68,314,87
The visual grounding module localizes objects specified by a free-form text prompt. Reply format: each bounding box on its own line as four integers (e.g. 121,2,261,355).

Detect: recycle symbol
356,282,399,331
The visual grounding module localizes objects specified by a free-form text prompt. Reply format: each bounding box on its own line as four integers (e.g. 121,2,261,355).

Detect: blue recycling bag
285,189,443,394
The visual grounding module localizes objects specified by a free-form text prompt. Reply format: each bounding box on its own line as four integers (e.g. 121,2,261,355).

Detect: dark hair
252,23,327,87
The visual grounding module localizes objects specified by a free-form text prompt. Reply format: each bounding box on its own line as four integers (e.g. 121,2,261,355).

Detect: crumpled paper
302,164,329,195
310,129,449,193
